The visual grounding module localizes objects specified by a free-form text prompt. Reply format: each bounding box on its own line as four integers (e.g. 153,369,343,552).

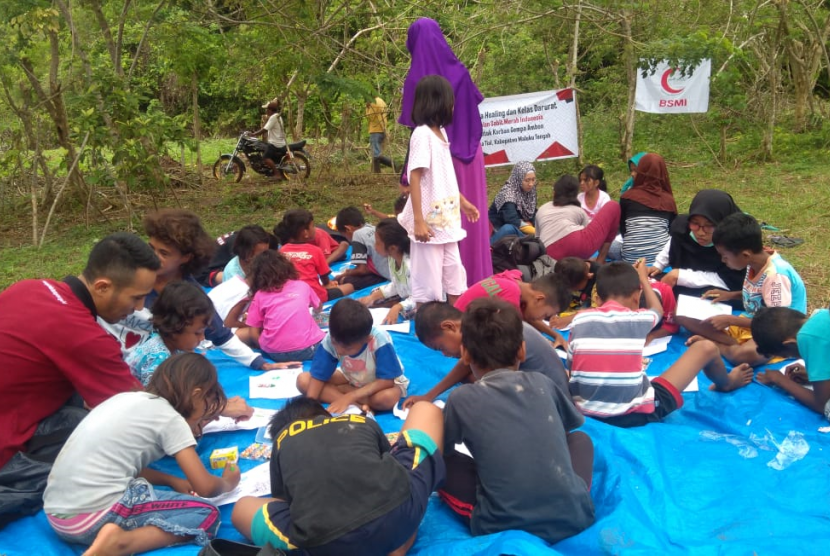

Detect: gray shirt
44,392,196,514
349,225,391,280
535,203,589,247
520,321,569,392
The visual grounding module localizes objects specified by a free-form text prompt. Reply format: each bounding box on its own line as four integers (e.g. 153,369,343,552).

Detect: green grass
2,110,829,309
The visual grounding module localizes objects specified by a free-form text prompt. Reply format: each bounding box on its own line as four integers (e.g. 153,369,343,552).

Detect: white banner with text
635,59,711,114
479,89,579,167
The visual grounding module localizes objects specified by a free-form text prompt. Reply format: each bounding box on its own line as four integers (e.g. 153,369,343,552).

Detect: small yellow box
209,447,239,470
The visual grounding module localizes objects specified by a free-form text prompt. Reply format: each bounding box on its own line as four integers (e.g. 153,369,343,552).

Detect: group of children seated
40,159,827,556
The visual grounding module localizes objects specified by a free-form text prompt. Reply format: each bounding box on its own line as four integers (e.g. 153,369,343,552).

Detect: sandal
769,235,804,248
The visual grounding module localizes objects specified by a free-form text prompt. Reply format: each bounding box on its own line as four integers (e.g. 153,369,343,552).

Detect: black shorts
265,144,287,162
251,430,445,555
595,377,683,428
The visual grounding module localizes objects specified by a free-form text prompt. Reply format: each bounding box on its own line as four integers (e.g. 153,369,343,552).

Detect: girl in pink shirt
398,75,480,306
237,250,325,363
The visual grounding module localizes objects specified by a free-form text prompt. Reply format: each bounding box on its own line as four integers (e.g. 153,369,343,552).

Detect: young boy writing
680,213,807,366
440,297,595,543
231,396,444,555
751,307,830,419
569,261,753,427
403,301,569,409
332,206,391,291
296,298,408,414
454,269,571,349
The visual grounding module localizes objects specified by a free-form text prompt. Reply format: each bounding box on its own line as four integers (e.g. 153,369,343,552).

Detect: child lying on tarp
752,307,830,420
403,300,569,409
231,396,444,555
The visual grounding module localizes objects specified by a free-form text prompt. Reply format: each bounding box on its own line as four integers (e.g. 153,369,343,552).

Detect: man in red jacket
0,232,159,527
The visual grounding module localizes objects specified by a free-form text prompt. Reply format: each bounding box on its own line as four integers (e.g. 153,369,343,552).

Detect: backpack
491,234,548,279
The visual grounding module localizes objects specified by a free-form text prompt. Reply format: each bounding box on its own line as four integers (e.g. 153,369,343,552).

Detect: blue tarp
3,310,830,555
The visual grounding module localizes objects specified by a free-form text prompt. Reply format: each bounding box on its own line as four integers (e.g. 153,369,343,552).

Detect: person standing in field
367,96,395,173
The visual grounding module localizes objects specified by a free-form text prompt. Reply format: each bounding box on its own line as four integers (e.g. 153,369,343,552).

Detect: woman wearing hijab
399,18,492,286
649,189,745,307
621,151,648,194
488,161,537,244
619,153,678,265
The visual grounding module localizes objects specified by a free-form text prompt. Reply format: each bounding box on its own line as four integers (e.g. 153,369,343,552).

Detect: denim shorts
47,478,220,547
267,342,320,363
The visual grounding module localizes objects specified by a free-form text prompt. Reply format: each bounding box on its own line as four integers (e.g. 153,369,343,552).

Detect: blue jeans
369,132,385,158
48,478,220,547
266,342,320,363
490,224,523,245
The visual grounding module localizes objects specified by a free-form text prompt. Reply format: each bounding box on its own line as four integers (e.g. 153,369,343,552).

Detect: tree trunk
621,11,637,162
192,71,203,184
568,0,583,165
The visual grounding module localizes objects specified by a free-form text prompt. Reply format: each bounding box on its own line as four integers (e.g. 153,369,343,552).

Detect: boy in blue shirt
681,213,806,366
752,307,830,419
297,298,408,414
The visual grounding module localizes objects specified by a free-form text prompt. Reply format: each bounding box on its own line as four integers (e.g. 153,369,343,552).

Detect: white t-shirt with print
399,125,466,244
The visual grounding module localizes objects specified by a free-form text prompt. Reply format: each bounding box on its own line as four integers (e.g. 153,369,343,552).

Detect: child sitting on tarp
551,256,679,344
440,297,595,543
403,300,569,409
332,206,391,291
568,261,754,427
230,396,444,555
359,218,415,325
296,298,409,415
125,282,212,386
455,269,571,349
220,225,272,283
751,307,830,420
679,213,807,366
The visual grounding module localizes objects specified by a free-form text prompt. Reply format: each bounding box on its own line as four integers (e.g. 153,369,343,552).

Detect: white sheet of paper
205,462,271,506
249,369,302,399
369,307,411,333
393,399,445,421
202,408,278,435
771,359,813,390
643,336,672,357
676,294,733,321
454,442,472,457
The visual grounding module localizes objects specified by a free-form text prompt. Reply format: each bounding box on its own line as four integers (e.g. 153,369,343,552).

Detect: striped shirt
568,301,659,418
621,215,670,265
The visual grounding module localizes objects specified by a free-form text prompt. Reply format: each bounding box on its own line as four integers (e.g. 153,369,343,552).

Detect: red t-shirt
454,270,523,313
0,279,140,467
649,280,679,334
313,227,340,258
280,243,331,301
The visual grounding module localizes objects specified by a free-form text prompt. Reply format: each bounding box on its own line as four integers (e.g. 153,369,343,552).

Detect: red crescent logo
661,68,684,94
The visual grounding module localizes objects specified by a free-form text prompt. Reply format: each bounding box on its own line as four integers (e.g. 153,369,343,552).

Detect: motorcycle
213,133,311,182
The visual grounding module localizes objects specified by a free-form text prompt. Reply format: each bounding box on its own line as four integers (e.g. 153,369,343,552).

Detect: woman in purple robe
399,18,492,286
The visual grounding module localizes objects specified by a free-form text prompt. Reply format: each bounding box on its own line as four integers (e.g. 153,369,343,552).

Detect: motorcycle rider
247,100,286,177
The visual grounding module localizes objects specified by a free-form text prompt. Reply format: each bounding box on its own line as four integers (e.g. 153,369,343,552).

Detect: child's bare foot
83,523,127,556
685,335,707,346
710,363,754,392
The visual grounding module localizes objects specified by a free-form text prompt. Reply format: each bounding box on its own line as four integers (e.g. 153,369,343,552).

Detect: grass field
2,110,829,309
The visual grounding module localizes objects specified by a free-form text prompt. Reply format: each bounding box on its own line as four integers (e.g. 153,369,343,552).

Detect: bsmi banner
635,59,711,114
478,88,579,167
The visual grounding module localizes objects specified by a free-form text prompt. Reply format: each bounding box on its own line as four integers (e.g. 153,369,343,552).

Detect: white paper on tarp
478,88,579,167
771,359,813,390
249,369,302,399
643,336,672,357
636,59,711,114
205,462,271,506
202,408,278,435
393,399,445,421
676,294,732,321
369,308,411,334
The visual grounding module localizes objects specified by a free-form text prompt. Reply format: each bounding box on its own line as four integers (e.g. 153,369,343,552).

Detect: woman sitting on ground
535,175,620,262
648,189,745,308
618,153,677,265
488,161,538,244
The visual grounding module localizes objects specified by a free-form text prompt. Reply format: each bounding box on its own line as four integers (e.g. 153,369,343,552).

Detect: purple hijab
399,18,484,163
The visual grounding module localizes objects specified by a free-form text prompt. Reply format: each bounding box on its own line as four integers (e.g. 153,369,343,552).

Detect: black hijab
668,189,744,291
